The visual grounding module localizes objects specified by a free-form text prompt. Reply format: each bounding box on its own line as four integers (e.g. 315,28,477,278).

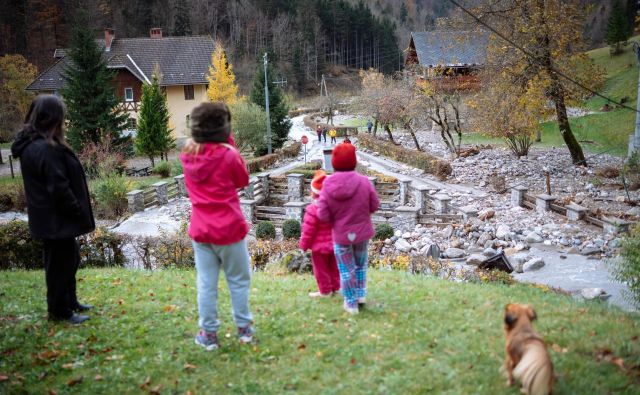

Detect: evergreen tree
249,61,291,152
136,71,174,166
173,0,192,36
606,1,630,55
206,45,239,104
399,3,408,24
62,12,128,151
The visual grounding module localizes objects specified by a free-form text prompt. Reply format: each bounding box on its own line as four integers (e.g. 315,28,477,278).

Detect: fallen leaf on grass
551,344,568,353
163,305,177,313
596,348,626,372
0,375,9,382
67,376,83,387
62,363,73,370
47,390,57,395
297,344,306,351
183,363,197,370
149,384,162,395
111,278,122,286
94,375,103,381
140,376,151,389
350,358,357,365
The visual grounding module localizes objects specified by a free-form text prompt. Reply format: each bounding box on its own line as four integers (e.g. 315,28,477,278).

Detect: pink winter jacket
299,202,334,254
317,171,380,245
180,139,249,245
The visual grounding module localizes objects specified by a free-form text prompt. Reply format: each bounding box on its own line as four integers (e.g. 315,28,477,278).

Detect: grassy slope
0,269,638,394
465,36,640,156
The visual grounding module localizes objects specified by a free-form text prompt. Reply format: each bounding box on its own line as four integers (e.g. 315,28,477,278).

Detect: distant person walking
317,142,379,314
367,119,373,133
11,95,95,325
316,125,322,143
322,127,328,143
329,128,337,144
181,102,255,350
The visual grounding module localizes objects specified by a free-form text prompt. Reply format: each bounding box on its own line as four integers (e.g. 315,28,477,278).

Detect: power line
446,0,640,114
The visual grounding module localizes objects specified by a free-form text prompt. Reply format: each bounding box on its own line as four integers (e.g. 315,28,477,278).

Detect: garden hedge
357,134,452,178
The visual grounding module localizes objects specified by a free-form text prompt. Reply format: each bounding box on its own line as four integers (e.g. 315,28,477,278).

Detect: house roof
409,31,489,68
27,35,215,91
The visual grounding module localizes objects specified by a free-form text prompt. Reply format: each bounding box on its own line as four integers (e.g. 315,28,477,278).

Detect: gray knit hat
189,102,231,143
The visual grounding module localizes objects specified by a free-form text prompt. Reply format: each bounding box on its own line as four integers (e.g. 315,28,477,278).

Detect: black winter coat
11,131,95,239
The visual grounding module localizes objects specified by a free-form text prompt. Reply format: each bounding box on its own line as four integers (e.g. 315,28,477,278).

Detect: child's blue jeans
193,239,253,333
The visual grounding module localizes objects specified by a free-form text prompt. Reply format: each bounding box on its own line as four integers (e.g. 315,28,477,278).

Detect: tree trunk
551,83,586,165
384,124,397,144
0,149,3,165
373,117,378,136
535,130,541,142
150,156,155,167
406,123,421,150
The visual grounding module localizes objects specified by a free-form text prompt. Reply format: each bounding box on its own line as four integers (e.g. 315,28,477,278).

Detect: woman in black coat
11,95,95,324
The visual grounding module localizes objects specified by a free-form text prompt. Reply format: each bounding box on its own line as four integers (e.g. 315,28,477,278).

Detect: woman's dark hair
23,94,67,146
189,102,231,143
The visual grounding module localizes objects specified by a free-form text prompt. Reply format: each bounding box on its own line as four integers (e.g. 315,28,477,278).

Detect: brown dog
503,303,554,395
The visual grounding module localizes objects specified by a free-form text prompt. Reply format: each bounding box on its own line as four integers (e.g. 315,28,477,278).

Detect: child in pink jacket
317,142,380,314
299,170,340,298
180,102,254,350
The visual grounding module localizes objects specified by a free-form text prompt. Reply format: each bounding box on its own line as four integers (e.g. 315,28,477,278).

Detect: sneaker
357,297,366,308
308,291,331,298
237,326,255,344
194,330,219,351
343,302,359,315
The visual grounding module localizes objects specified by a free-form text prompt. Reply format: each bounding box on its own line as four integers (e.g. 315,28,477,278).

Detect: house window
127,118,137,129
124,87,134,102
184,85,194,100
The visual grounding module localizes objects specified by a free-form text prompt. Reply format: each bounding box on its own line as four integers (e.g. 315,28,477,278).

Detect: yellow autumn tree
206,46,238,104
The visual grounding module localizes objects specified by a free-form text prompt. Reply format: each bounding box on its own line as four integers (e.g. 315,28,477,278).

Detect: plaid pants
334,241,369,308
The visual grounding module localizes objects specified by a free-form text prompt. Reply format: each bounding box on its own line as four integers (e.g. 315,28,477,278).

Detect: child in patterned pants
317,142,379,314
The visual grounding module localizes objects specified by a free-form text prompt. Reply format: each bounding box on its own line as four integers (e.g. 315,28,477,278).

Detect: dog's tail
513,342,554,395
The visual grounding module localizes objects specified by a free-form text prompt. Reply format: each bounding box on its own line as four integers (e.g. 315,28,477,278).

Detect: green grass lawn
464,36,640,157
0,269,638,394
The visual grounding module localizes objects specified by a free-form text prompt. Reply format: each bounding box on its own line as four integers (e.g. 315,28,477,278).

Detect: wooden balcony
426,75,481,92
119,101,140,112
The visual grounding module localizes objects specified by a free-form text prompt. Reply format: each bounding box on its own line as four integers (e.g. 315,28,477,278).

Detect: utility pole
630,42,640,158
263,52,272,155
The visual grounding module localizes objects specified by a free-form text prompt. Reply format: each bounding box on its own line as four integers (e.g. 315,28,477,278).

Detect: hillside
538,35,640,156
0,269,638,393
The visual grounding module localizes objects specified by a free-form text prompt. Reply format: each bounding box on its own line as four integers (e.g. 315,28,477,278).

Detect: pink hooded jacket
180,139,249,245
299,202,334,254
317,171,379,245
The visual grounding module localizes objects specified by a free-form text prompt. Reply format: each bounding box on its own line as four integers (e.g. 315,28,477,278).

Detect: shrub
283,219,301,239
78,138,126,179
153,161,172,178
374,223,394,241
92,174,130,218
256,221,276,240
358,134,449,176
611,226,640,308
246,153,279,174
435,161,453,180
127,222,194,269
0,221,43,270
0,221,126,270
171,159,183,177
0,183,26,212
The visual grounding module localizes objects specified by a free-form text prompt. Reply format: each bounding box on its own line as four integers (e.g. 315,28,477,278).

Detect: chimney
104,28,115,51
150,28,163,39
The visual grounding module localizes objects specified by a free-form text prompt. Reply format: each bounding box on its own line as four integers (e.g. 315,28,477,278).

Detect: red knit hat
331,142,357,171
311,170,327,197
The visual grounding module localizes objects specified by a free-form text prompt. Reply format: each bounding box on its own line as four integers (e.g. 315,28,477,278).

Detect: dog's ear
526,305,537,321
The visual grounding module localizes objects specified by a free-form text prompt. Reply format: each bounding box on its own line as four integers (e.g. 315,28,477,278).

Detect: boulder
395,238,412,252
482,247,498,257
580,247,600,256
580,288,610,301
466,254,486,265
496,224,511,240
523,257,545,272
478,209,495,221
525,232,543,244
444,247,465,259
